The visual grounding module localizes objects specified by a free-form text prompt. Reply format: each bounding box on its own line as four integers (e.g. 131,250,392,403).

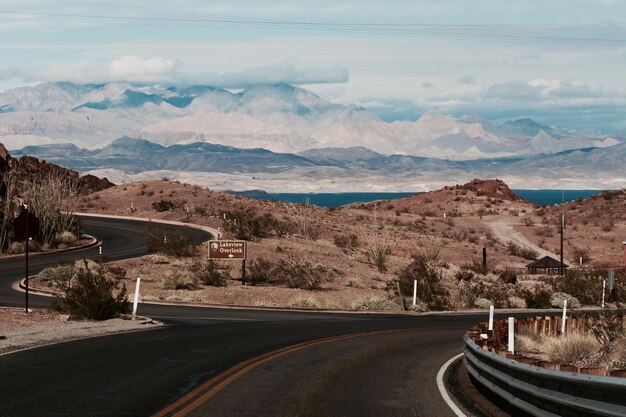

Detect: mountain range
1,81,625,191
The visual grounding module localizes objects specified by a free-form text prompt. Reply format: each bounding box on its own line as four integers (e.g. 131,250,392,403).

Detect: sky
2,0,626,130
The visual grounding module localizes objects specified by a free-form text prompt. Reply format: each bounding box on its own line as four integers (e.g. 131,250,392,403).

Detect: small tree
58,260,129,320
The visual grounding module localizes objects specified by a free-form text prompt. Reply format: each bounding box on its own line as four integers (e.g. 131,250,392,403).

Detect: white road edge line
436,352,468,417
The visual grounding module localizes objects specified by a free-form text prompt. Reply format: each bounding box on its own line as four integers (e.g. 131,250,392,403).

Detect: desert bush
8,240,43,253
474,298,493,309
352,297,402,311
193,259,230,287
399,240,449,310
498,270,517,284
454,270,475,282
346,278,363,288
544,333,600,364
225,208,285,240
472,279,511,308
55,231,77,245
107,266,127,281
571,246,592,265
364,217,391,272
508,296,527,308
146,224,196,257
247,257,274,285
550,292,581,308
334,233,360,253
59,259,129,320
589,312,624,348
39,265,73,288
284,200,319,240
521,287,553,308
461,259,485,274
290,297,319,309
554,270,601,305
151,255,170,264
274,259,329,290
506,242,537,260
407,303,427,312
161,269,200,290
152,200,176,212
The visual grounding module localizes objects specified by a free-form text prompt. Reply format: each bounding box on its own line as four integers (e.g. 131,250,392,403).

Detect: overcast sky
2,0,626,130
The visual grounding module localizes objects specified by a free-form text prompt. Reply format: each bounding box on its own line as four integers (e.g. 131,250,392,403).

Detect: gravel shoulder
0,307,162,355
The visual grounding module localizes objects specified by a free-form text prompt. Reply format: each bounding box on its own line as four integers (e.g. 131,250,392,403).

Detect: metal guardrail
464,334,626,417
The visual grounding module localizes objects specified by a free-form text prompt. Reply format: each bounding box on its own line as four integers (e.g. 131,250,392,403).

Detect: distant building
526,256,568,275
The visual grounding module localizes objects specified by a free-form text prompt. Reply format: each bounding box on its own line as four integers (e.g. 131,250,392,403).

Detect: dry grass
543,333,600,364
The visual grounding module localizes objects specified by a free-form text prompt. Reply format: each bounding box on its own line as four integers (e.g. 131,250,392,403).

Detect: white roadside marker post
413,280,417,306
488,305,494,331
602,279,606,308
132,278,141,320
508,317,514,353
561,299,567,335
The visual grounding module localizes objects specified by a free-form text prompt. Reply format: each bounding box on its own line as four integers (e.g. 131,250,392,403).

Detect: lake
232,189,605,207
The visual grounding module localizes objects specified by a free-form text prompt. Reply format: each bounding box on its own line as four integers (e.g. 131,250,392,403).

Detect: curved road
0,215,485,417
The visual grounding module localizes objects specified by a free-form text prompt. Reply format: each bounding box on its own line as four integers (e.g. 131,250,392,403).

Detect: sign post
14,205,40,313
208,240,247,281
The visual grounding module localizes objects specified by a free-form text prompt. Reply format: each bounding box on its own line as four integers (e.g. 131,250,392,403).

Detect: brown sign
209,240,246,259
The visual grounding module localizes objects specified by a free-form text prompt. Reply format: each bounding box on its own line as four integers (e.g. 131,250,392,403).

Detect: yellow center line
152,328,408,417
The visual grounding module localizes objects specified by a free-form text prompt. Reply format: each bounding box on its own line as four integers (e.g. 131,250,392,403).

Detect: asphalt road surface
0,215,485,417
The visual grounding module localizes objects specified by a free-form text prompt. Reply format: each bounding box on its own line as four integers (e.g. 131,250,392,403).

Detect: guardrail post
489,305,494,331
413,279,417,306
561,299,567,335
132,278,141,320
508,317,514,353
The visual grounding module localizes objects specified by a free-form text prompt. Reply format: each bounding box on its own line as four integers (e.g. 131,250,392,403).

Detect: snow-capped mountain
0,81,622,159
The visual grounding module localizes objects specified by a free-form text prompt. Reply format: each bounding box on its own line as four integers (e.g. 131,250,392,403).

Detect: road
0,215,485,417
486,216,558,259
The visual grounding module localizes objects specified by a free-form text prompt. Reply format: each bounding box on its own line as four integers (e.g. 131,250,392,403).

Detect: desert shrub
454,270,475,282
498,270,517,284
521,287,553,308
550,292,581,309
554,270,601,305
152,200,176,212
472,280,511,308
571,246,592,264
544,334,600,364
193,259,229,287
506,242,537,260
398,241,449,310
334,233,360,253
161,269,200,290
146,224,196,257
225,208,285,240
589,312,624,348
352,297,402,311
8,240,43,253
107,266,127,281
474,298,493,309
364,220,391,272
151,255,170,264
290,298,319,309
508,296,527,308
461,259,485,274
40,265,73,288
55,231,77,245
59,260,129,320
346,278,363,288
407,303,427,312
273,259,329,290
247,257,275,285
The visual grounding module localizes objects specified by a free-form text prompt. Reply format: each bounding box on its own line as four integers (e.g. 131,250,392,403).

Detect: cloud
421,82,435,88
109,56,179,81
457,76,477,85
190,64,349,88
0,66,20,81
14,58,348,88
